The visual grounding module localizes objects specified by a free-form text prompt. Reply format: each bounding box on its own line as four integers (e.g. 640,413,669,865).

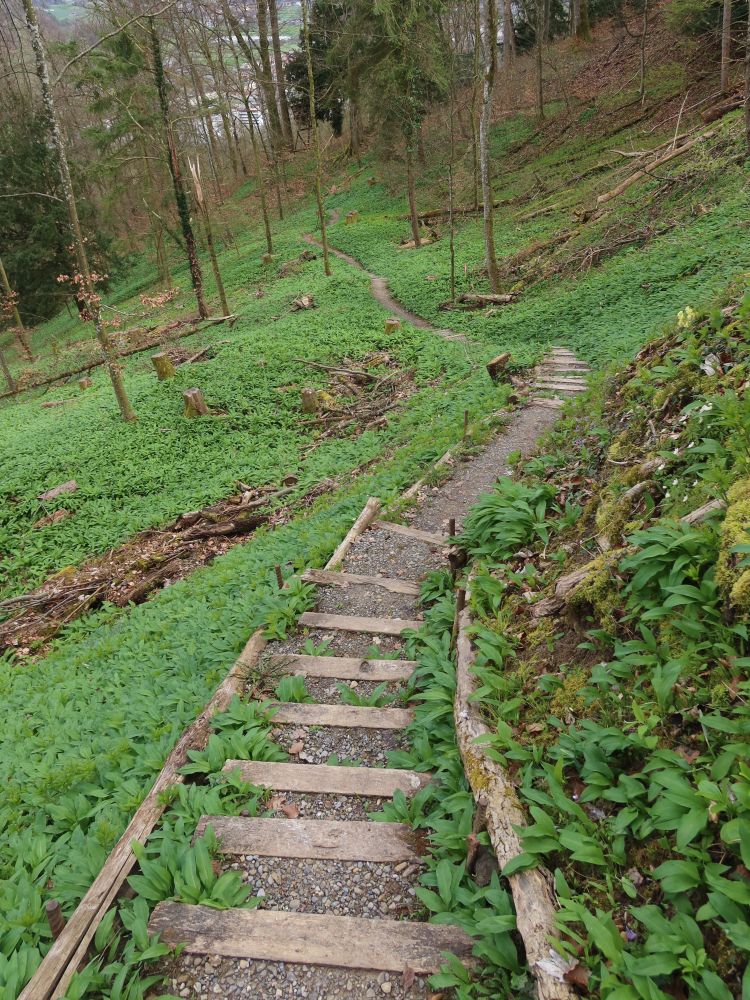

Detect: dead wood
701,94,743,123
596,131,716,206
440,292,516,311
681,498,727,525
455,583,575,999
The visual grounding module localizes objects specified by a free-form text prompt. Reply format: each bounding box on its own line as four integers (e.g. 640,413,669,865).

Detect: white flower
665,490,671,498
672,478,679,486
688,441,695,448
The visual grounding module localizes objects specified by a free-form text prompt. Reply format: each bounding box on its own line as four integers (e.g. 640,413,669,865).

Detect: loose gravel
231,857,422,918
272,723,408,766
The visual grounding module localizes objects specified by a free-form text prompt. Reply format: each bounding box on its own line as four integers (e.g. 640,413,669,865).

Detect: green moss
549,668,589,719
567,553,622,631
717,477,750,610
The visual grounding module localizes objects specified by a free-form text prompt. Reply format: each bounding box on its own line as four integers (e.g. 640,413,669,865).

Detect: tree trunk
0,255,32,359
576,0,591,40
745,0,750,153
268,0,294,147
405,144,421,248
302,0,330,276
503,0,516,59
536,0,545,118
0,348,16,393
149,19,208,321
257,0,283,150
189,160,230,318
479,0,500,292
21,0,137,422
470,0,481,209
639,0,648,101
721,0,732,94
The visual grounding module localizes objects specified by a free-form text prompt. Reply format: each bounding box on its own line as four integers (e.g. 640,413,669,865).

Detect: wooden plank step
150,903,475,974
302,568,421,595
195,816,420,862
268,653,416,682
533,381,587,393
299,612,422,635
535,375,588,385
531,396,565,409
538,363,589,373
272,702,413,729
372,520,447,546
223,761,431,797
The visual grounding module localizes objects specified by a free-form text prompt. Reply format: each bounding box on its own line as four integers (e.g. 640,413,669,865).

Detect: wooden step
534,375,587,386
531,396,565,409
533,380,587,393
372,520,447,546
149,903,476,974
195,816,420,862
268,653,416,682
223,760,431,797
272,702,413,729
302,568,421,596
299,612,422,635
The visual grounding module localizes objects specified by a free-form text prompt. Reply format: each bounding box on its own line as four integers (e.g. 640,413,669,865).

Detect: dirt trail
146,349,590,1000
303,211,465,343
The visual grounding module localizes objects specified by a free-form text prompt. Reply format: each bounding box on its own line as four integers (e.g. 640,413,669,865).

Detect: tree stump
152,352,176,381
183,387,210,418
384,317,402,335
301,388,319,414
78,377,93,391
345,210,359,224
486,352,511,382
261,253,274,265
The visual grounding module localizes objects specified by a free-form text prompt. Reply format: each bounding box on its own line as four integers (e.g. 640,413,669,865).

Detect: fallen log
455,582,575,999
325,497,381,570
701,94,743,124
440,292,516,311
596,130,716,206
681,498,727,525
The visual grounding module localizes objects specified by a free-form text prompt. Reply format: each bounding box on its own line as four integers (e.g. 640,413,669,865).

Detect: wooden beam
195,816,420,862
301,568,421,596
455,582,574,1000
223,761,431,797
149,903,476,974
20,630,268,1000
324,497,381,570
271,702,413,729
298,612,422,635
268,653,416,681
372,520,447,546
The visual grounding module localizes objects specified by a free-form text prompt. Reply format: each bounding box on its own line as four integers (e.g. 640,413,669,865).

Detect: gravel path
149,361,573,998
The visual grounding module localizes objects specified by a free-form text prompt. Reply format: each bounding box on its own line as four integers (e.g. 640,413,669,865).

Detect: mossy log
183,387,210,417
151,352,176,381
455,585,576,999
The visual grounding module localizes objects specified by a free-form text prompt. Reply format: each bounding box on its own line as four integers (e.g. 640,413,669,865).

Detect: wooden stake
301,388,319,414
151,352,176,381
463,410,469,439
183,387,210,417
274,564,284,588
449,517,456,539
45,900,66,940
450,587,466,651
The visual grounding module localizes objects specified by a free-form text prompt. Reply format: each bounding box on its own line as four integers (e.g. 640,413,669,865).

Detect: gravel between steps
159,955,430,998
271,722,408,766
270,629,410,660
231,857,421,918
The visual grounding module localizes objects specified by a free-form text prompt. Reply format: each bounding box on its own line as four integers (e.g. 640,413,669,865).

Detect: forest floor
2,13,750,997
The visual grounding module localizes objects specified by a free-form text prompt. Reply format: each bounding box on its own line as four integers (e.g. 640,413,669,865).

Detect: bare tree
149,17,209,320
721,0,732,94
479,0,500,292
20,0,137,421
268,0,294,146
302,0,330,276
0,254,32,359
745,0,750,153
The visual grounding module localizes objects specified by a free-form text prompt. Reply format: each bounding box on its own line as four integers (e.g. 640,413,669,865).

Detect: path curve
304,210,465,344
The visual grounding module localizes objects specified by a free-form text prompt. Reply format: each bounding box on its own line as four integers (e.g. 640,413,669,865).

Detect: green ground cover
457,287,750,999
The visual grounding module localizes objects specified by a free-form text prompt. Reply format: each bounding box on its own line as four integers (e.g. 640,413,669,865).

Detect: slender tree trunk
21,0,136,421
189,161,230,317
577,0,591,40
503,0,516,58
257,0,283,150
745,0,750,153
0,255,32,359
150,19,208,320
536,0,545,118
639,0,648,101
470,0,481,210
0,348,16,393
405,144,421,247
721,0,732,94
302,0,330,275
268,0,294,147
249,114,274,254
479,0,500,292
